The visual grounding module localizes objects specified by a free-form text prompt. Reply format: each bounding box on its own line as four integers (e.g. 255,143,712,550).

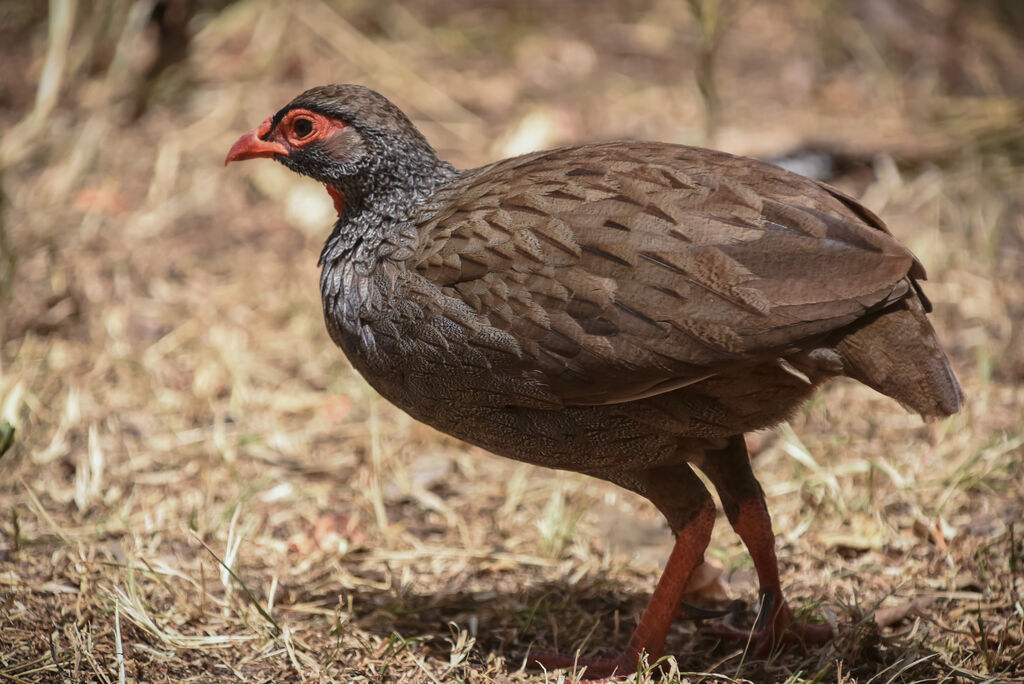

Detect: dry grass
1,1,1023,682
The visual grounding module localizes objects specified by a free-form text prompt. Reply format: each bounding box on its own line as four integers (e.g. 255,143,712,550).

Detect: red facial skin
225,109,348,216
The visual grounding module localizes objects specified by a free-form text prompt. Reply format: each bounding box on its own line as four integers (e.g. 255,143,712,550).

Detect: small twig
0,167,14,323
20,479,70,545
190,531,281,635
199,560,207,620
10,508,20,552
281,626,307,683
267,575,279,617
114,604,126,684
47,631,66,681
76,629,113,684
220,504,243,599
1009,522,1019,575
411,655,444,684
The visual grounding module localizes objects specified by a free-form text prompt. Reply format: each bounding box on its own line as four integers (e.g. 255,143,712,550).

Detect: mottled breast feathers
407,142,921,406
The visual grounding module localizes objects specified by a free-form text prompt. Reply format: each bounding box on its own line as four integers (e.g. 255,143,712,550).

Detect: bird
225,84,964,678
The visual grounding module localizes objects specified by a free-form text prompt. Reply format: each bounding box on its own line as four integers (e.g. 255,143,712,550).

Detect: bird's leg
528,466,716,680
714,497,833,652
701,435,833,655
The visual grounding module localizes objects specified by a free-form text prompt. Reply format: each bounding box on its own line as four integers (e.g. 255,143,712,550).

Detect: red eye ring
278,109,347,148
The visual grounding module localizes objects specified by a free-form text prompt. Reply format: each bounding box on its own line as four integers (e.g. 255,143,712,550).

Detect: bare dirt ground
1,1,1023,682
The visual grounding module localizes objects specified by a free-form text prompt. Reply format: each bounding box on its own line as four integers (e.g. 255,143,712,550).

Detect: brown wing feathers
411,143,925,405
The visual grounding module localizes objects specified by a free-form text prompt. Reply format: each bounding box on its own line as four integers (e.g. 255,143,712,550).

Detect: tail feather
836,296,964,418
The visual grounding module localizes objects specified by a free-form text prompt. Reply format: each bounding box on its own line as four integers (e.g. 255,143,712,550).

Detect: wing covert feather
410,142,917,406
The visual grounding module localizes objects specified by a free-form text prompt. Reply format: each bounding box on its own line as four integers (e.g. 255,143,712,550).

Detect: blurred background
1,1,1022,682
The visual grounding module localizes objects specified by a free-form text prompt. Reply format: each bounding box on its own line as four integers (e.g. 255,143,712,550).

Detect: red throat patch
326,185,345,217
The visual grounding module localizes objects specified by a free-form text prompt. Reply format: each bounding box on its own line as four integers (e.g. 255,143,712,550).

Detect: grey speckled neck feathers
272,84,458,267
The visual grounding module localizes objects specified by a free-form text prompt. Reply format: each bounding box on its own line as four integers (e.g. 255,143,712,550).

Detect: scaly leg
529,465,716,680
701,435,833,655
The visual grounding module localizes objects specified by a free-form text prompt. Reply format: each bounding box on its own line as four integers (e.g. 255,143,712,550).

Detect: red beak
224,116,289,165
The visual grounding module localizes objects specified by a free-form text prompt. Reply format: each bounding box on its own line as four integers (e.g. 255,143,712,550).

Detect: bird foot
712,592,833,657
523,601,733,680
526,650,651,682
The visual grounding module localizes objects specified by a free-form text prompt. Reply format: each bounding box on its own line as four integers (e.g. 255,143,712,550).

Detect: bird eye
292,117,314,138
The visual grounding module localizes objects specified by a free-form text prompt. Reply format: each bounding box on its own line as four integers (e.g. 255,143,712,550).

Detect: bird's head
225,84,448,217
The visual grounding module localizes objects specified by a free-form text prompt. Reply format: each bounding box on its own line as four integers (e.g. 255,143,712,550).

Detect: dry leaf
874,596,934,628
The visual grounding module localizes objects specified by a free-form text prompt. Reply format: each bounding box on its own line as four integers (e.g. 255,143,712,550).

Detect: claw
712,591,833,656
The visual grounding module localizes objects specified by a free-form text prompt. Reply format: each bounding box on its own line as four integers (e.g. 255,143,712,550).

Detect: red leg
713,499,833,655
702,436,833,655
529,498,716,680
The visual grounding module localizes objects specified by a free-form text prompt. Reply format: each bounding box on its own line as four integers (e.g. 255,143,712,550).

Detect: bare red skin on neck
326,185,345,217
279,109,347,217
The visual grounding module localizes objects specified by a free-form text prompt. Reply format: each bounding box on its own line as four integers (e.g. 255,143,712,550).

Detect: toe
527,651,639,681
